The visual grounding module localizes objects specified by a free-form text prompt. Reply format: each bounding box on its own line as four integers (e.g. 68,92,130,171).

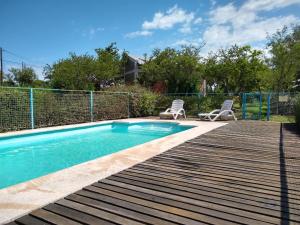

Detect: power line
3,48,48,65
3,59,23,65
3,59,45,68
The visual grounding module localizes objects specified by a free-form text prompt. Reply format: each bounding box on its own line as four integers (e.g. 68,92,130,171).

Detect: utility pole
0,47,3,85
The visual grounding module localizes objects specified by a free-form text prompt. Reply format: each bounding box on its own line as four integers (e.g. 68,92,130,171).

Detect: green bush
105,84,158,117
295,95,300,129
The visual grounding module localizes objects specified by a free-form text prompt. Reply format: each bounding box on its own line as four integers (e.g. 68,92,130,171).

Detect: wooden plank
119,170,300,215
147,156,300,180
98,178,291,225
92,181,278,225
43,203,115,225
134,163,300,194
55,199,144,225
65,193,176,225
30,209,81,225
105,175,291,224
127,166,300,209
16,215,52,225
5,222,19,225
79,187,207,225
92,181,257,225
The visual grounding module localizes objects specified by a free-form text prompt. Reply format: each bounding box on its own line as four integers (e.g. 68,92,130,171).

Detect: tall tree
46,43,124,90
140,45,204,93
94,42,122,89
45,53,96,90
9,66,37,86
204,45,265,93
267,25,300,91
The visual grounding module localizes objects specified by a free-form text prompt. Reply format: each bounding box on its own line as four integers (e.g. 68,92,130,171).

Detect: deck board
7,121,300,225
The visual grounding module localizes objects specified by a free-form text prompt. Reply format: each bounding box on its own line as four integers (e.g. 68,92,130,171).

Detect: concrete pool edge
0,119,226,224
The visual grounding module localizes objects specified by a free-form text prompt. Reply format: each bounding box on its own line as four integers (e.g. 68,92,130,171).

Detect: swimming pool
0,122,193,189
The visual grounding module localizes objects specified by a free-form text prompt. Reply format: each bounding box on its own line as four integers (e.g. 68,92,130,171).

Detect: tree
45,53,96,90
3,73,15,86
46,43,124,90
204,45,265,93
94,42,123,89
140,45,204,93
9,66,37,86
266,25,300,91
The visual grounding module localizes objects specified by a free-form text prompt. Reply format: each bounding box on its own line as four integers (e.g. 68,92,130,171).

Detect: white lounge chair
198,99,237,121
160,99,186,120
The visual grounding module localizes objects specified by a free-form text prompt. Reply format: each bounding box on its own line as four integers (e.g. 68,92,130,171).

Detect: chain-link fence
242,92,299,121
0,87,31,132
0,87,129,132
1,87,299,133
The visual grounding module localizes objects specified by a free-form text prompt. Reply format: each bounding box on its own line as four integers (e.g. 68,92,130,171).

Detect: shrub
104,84,158,117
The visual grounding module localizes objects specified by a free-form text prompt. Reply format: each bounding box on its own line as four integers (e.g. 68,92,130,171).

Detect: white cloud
142,5,194,30
193,17,203,25
200,0,300,54
126,5,201,38
82,27,105,39
125,30,153,38
172,38,203,47
242,0,300,12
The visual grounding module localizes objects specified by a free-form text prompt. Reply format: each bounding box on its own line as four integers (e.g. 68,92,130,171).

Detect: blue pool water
0,122,193,189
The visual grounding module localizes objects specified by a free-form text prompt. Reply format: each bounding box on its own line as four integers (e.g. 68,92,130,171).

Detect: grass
244,103,295,123
269,115,295,123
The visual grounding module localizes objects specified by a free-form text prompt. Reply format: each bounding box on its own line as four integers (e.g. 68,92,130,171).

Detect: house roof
128,54,145,65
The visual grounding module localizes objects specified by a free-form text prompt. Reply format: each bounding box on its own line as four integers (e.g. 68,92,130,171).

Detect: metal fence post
259,93,262,120
267,93,271,121
242,93,246,120
30,88,35,129
90,91,93,122
127,92,130,118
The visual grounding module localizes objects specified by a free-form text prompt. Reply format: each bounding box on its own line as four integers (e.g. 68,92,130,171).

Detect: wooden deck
7,121,300,225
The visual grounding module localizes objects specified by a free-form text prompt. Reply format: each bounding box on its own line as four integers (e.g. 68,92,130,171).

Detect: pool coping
0,118,226,224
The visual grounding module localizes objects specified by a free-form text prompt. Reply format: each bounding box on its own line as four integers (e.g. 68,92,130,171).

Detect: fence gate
242,93,265,120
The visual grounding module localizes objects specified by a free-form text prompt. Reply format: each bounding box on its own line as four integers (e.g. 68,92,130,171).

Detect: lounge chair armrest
218,110,237,120
175,108,185,113
210,109,221,114
164,108,171,113
219,109,234,114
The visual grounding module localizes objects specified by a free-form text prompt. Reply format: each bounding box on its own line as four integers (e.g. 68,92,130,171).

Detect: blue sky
1,0,300,77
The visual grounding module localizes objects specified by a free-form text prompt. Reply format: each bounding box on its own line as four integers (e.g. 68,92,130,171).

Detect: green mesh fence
0,87,31,132
0,87,129,133
242,92,298,121
93,92,129,121
34,89,91,128
270,93,298,115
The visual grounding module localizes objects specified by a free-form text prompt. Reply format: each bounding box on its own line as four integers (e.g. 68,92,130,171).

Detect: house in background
124,55,144,83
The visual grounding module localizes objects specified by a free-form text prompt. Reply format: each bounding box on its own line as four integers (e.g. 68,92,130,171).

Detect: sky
1,0,300,78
